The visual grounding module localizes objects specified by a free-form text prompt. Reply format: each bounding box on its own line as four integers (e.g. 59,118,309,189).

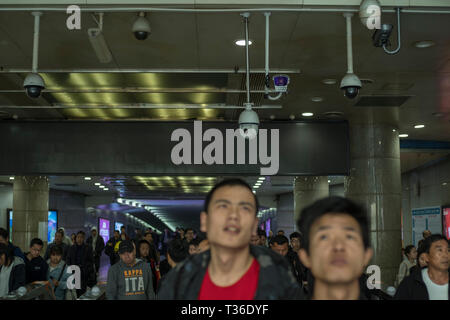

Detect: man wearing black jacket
66,231,96,297
395,234,449,300
105,230,121,266
86,227,105,275
24,238,48,284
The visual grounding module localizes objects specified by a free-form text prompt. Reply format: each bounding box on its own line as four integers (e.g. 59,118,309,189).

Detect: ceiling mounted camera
24,73,45,99
132,12,151,40
372,24,393,47
340,73,362,99
239,104,259,139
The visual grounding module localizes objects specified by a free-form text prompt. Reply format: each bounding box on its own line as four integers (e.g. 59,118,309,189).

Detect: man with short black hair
44,231,69,261
105,230,121,266
184,228,195,244
395,234,449,300
418,230,432,249
158,178,303,300
277,230,285,236
297,196,374,300
24,238,48,283
106,240,155,300
86,227,105,275
0,227,25,260
257,229,267,247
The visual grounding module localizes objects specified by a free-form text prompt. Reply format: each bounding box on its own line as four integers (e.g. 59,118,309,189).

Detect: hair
296,196,370,254
270,235,289,246
77,231,85,237
114,230,120,234
144,231,152,237
49,245,63,256
136,240,151,259
189,238,201,247
121,226,125,230
195,232,207,243
289,231,301,240
257,229,266,237
30,238,43,248
277,230,285,234
422,230,430,237
184,228,194,234
55,230,63,237
417,242,427,259
167,239,189,263
203,178,259,215
404,245,415,258
0,243,14,266
0,227,8,241
423,234,448,254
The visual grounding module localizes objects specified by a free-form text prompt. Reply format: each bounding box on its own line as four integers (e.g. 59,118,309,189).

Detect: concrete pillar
12,176,49,253
345,109,402,287
293,176,329,228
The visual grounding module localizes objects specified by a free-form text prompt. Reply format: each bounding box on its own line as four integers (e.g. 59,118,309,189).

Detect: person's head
404,245,417,261
200,179,259,251
76,231,85,245
167,239,189,267
297,196,373,287
257,229,266,245
270,235,289,256
179,228,185,238
416,244,428,268
189,238,200,255
58,227,65,237
422,234,449,272
49,245,63,265
144,231,153,243
121,226,126,234
71,233,76,243
137,240,150,259
422,230,432,239
118,240,136,266
0,243,13,267
269,230,273,237
54,231,63,244
0,228,9,245
250,234,260,245
290,232,302,252
91,227,97,238
184,228,194,242
277,230,285,236
114,230,120,240
29,238,44,258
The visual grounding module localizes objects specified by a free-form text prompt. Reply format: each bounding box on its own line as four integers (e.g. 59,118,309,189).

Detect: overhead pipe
0,104,282,109
0,68,301,74
383,7,401,55
31,12,42,73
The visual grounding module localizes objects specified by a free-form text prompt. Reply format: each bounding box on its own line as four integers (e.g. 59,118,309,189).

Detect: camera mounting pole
31,12,42,73
343,12,354,75
383,7,401,55
241,12,251,106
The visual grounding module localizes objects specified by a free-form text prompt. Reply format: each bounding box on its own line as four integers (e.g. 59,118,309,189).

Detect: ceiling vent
354,95,412,107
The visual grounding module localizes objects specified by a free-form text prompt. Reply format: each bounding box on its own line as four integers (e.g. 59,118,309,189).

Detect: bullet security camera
23,73,45,99
340,73,362,99
372,24,393,47
132,13,151,40
239,106,259,139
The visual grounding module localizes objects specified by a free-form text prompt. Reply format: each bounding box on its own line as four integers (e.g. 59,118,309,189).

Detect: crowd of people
0,178,449,300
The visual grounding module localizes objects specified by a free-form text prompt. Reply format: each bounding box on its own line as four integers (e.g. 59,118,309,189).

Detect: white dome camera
238,106,259,139
340,73,362,99
132,12,151,40
23,73,45,99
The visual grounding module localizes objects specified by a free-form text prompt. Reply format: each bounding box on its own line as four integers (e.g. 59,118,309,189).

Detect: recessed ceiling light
311,97,323,102
253,185,260,189
99,185,105,188
255,183,262,186
258,177,265,181
414,40,435,48
84,177,91,180
443,182,447,186
302,112,314,117
252,190,256,193
94,183,101,186
269,115,275,120
104,188,109,191
414,124,425,129
399,134,409,138
289,114,295,120
322,79,337,85
9,177,14,180
235,39,252,46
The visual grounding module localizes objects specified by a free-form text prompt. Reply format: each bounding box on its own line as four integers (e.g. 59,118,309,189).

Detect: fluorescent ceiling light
414,40,435,48
322,78,337,85
99,185,105,188
95,183,101,186
258,177,265,181
399,134,409,138
235,39,252,46
414,124,425,129
311,97,323,102
302,112,314,117
88,28,113,63
9,177,14,180
84,177,92,180
253,185,260,189
104,188,109,191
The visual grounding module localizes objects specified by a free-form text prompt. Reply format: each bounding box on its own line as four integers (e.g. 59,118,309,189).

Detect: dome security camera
238,107,259,139
23,73,45,99
132,13,151,40
340,73,362,99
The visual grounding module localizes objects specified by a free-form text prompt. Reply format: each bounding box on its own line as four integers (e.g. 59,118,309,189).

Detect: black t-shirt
25,255,48,283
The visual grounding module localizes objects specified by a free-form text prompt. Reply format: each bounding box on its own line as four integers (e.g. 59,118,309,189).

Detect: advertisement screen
115,222,124,232
443,207,450,240
99,218,110,243
265,219,271,238
8,209,58,242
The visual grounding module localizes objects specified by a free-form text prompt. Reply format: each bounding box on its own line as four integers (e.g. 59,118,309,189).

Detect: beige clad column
293,177,329,228
345,109,402,287
12,176,49,253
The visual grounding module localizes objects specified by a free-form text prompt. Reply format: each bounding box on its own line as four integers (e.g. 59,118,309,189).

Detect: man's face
250,234,259,245
120,249,136,265
200,185,258,250
54,232,62,244
114,231,120,239
0,236,7,245
91,230,97,237
139,243,150,258
271,242,289,256
185,230,194,242
425,240,449,272
408,247,417,260
76,234,84,245
30,244,42,258
259,235,266,245
189,244,198,255
299,213,373,286
50,253,62,265
291,237,301,252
